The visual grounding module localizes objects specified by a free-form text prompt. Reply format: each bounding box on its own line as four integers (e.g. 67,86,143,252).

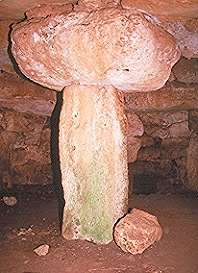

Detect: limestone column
59,85,128,243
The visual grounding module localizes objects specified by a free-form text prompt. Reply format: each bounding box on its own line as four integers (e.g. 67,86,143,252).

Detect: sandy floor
0,186,197,273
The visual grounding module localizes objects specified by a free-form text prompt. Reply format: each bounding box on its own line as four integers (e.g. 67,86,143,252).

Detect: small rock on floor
34,244,50,256
2,196,17,206
114,208,163,255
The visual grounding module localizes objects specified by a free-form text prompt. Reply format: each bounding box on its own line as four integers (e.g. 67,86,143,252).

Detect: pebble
34,244,50,256
3,196,17,206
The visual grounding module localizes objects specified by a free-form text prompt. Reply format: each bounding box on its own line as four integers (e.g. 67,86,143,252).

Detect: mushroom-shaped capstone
11,0,180,244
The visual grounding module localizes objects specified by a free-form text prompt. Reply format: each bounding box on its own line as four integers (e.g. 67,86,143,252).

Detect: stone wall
0,108,53,190
128,110,196,193
126,57,198,194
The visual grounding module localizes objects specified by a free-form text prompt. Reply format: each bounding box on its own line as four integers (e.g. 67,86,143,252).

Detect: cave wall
128,109,198,193
0,108,53,190
126,57,198,193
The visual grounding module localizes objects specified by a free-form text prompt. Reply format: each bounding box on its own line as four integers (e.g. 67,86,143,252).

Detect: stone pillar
59,85,129,244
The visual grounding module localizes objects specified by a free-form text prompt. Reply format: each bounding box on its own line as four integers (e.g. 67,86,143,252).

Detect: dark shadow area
50,91,64,230
133,174,157,195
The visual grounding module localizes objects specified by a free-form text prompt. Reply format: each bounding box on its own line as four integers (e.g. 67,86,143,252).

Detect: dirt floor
0,186,198,273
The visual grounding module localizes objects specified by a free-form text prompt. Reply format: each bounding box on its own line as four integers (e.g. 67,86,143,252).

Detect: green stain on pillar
76,166,113,243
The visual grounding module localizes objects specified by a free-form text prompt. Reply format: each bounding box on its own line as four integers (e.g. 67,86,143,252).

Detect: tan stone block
59,85,128,244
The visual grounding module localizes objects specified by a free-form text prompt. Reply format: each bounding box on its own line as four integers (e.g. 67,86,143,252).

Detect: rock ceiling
0,0,75,20
0,0,197,21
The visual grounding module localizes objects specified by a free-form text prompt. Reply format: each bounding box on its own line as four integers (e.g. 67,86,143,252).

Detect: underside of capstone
59,85,128,243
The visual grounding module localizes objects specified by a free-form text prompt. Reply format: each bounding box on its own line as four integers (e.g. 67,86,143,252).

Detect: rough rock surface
0,70,56,116
139,111,191,139
122,0,198,58
0,0,76,20
122,0,198,22
124,82,198,112
172,58,198,84
128,110,192,193
127,112,143,162
9,0,181,245
188,110,198,134
11,1,180,91
0,20,17,74
186,132,198,192
0,108,52,188
0,0,196,195
169,20,198,59
59,85,128,243
114,208,163,255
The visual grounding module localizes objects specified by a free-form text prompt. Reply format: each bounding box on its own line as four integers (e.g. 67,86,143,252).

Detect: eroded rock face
59,85,128,243
114,208,163,255
172,58,198,84
0,21,16,74
11,1,180,91
186,133,198,192
122,0,198,22
0,70,56,116
186,111,198,192
127,112,143,162
0,0,76,20
128,110,191,193
0,108,52,189
0,0,196,197
124,82,198,112
122,0,198,58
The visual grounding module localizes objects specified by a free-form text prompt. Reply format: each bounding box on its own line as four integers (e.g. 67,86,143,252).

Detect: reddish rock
122,0,198,22
59,85,128,244
127,137,142,163
0,0,76,20
26,3,73,19
172,58,198,84
114,208,163,255
0,108,53,187
122,0,198,58
0,70,56,116
9,0,181,244
124,82,198,112
127,113,143,163
169,121,191,138
170,20,198,58
188,110,198,134
127,113,144,138
138,111,189,139
186,132,198,192
11,1,180,91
